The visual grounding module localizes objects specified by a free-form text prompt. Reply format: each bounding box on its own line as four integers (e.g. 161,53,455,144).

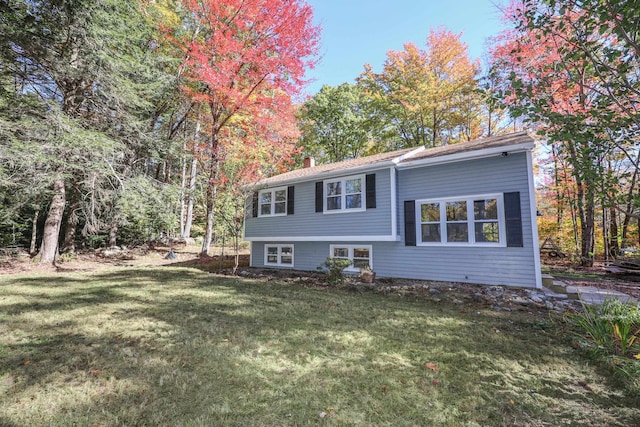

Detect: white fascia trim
390,166,398,240
250,160,398,188
396,142,535,170
244,235,398,242
527,150,543,289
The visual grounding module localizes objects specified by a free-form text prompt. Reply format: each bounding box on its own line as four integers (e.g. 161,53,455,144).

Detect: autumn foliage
170,0,320,254
490,0,640,264
358,28,480,149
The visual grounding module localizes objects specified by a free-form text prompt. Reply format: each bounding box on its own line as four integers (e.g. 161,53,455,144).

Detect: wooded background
1,0,638,267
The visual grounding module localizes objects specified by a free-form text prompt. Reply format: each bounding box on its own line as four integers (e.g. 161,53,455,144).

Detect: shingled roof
256,131,533,186
398,131,533,164
256,145,423,186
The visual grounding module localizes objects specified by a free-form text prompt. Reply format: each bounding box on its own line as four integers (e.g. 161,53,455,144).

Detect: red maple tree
172,0,320,254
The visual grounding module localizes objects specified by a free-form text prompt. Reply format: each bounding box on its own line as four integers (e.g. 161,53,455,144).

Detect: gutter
396,142,535,170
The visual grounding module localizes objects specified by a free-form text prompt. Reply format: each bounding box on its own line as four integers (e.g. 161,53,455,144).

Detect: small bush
566,300,640,394
318,258,352,287
565,299,640,358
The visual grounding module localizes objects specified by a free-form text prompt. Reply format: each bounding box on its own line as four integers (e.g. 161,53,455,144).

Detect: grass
1,266,639,426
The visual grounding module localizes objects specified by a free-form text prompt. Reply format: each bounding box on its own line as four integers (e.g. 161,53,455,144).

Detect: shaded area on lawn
1,266,639,426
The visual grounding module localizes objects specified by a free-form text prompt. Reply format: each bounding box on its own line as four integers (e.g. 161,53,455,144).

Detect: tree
172,0,319,255
357,28,480,149
490,0,640,265
298,83,373,163
0,0,182,261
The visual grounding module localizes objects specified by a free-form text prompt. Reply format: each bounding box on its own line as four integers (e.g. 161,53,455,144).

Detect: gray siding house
244,132,542,288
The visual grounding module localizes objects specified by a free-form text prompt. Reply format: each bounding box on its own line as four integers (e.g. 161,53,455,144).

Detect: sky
303,0,507,96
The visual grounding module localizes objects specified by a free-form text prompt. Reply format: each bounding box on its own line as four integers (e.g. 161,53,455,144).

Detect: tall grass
565,299,640,357
565,299,640,394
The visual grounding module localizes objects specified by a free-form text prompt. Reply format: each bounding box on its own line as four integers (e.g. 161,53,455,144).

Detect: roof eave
396,141,535,170
250,159,399,188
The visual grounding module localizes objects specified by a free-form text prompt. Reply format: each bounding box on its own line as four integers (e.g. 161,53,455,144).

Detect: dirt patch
0,245,248,275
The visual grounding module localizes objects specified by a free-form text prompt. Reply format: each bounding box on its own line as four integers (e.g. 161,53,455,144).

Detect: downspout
390,166,398,240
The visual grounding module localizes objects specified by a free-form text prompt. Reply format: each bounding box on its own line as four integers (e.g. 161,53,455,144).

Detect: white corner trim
390,167,398,240
527,150,543,289
397,142,535,170
244,235,398,242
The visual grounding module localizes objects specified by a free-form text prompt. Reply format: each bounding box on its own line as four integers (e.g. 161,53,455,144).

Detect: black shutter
315,182,323,213
366,174,376,209
252,191,259,218
404,200,416,246
287,186,295,215
504,192,523,247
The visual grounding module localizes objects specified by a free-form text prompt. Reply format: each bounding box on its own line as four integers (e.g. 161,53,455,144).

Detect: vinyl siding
244,168,393,239
390,152,538,287
249,152,539,288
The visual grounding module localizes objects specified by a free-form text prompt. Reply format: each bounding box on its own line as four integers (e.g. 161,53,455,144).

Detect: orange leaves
425,362,439,372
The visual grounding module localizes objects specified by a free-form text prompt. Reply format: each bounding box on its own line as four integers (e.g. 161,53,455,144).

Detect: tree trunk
201,190,216,255
621,167,639,248
201,133,219,256
39,178,66,264
109,220,118,247
61,193,79,254
608,206,619,258
184,156,197,239
579,184,595,267
179,142,187,237
30,210,39,255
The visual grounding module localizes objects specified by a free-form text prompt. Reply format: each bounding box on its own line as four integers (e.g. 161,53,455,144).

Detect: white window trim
323,174,366,214
258,186,288,217
329,244,373,272
264,244,294,267
416,194,506,247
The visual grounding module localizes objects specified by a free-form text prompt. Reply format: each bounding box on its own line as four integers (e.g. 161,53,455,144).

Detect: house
244,131,542,288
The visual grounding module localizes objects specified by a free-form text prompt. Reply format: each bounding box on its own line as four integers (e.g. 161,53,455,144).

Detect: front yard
1,265,639,426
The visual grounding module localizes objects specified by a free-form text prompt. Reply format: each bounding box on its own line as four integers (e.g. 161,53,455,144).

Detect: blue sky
304,0,507,95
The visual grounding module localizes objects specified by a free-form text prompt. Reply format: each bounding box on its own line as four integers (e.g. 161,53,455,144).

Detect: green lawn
1,266,639,426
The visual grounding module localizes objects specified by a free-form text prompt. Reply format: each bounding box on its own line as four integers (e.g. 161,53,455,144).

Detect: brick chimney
303,157,315,168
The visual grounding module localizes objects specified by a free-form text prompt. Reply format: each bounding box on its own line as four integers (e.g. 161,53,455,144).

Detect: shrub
565,300,640,394
565,299,640,357
318,257,352,287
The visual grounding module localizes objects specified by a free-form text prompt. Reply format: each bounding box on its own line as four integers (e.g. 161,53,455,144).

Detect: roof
256,145,423,186
398,131,533,163
256,131,534,186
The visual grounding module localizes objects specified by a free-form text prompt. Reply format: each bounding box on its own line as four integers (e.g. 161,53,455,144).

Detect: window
324,175,364,213
264,244,294,267
329,244,372,271
259,187,287,217
417,194,504,246
474,199,499,243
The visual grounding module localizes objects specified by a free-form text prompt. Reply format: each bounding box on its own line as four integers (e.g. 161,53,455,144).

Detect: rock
510,296,532,306
529,295,544,303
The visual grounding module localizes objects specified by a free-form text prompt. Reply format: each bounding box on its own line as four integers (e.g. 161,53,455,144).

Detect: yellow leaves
634,354,640,360
319,405,335,419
